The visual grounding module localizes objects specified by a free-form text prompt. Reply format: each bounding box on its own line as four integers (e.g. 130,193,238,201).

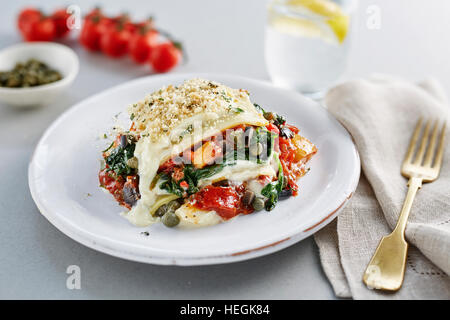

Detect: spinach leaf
158,125,277,199
261,154,284,211
253,103,265,114
188,164,225,182
159,174,184,197
274,113,286,126
159,164,225,197
105,143,136,177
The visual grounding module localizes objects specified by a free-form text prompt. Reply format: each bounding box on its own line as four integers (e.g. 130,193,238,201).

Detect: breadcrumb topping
127,78,260,142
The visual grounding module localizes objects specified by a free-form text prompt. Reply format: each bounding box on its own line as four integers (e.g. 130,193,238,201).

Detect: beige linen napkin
314,76,450,299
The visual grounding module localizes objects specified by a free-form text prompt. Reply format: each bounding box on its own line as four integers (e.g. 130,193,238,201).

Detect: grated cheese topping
127,78,265,142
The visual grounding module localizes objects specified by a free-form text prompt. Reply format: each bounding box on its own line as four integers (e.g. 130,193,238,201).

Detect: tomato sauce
190,185,253,220
277,124,315,196
99,168,127,207
99,168,139,209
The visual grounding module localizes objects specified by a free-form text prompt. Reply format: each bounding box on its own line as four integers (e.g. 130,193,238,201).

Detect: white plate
29,73,360,266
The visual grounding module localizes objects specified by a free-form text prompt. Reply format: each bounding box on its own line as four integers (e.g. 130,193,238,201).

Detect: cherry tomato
150,42,182,73
17,7,41,32
79,16,102,51
129,29,158,64
97,16,116,35
51,8,71,38
124,21,138,34
100,25,132,58
266,123,280,135
22,17,56,41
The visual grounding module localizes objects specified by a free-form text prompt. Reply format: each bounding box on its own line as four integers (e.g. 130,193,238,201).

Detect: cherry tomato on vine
51,9,71,38
100,25,132,58
129,29,158,64
79,16,103,51
17,7,41,33
85,7,102,20
22,17,56,41
150,42,182,73
129,18,153,33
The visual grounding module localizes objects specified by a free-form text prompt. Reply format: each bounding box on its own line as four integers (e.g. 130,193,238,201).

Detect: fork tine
423,120,439,166
413,119,431,165
433,122,447,170
404,118,423,164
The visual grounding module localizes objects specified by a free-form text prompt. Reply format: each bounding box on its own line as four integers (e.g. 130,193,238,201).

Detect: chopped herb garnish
221,91,231,102
178,124,194,141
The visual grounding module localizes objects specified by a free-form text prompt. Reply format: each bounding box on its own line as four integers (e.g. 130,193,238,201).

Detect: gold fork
362,118,447,291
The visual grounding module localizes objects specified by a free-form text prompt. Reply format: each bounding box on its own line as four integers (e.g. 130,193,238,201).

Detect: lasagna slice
99,78,317,228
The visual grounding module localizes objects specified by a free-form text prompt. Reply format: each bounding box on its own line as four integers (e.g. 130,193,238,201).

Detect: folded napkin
314,76,450,299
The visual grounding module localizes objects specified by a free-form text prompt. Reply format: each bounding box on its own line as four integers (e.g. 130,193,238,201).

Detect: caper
252,197,265,211
154,203,169,217
154,200,181,218
162,211,180,228
23,74,38,86
0,59,62,88
6,74,21,87
126,156,138,169
263,112,274,121
167,199,182,211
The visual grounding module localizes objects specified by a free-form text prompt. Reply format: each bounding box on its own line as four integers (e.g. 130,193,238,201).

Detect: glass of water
265,0,357,99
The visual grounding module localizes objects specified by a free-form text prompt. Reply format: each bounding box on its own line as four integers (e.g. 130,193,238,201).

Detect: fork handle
393,177,422,236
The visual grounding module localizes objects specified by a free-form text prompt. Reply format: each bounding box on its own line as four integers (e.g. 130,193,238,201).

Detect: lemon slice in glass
269,0,349,44
287,0,349,43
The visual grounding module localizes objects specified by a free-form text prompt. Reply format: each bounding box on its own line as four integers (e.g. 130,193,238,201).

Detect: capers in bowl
0,59,62,88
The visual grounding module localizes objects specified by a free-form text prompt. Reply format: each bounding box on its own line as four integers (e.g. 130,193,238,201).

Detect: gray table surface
1,0,449,299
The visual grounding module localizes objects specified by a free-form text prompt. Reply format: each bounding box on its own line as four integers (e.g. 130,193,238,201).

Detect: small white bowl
0,42,79,108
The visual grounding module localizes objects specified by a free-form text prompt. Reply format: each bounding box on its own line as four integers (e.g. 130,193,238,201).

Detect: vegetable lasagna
99,79,317,228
